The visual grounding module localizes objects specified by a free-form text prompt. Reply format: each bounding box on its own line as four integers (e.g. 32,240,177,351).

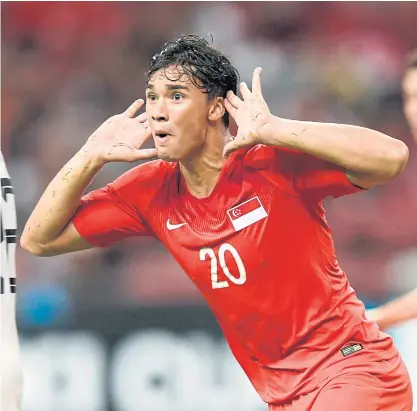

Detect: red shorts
269,354,413,411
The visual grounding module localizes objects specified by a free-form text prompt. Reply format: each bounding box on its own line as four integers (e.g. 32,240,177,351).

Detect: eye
147,93,157,101
172,93,183,101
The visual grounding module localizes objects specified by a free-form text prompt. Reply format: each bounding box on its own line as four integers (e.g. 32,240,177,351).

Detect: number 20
199,243,247,289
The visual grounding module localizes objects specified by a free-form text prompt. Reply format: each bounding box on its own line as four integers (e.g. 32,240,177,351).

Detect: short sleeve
72,171,155,248
247,145,364,200
292,153,365,199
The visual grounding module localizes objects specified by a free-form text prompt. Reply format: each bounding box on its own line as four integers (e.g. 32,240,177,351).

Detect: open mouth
154,130,172,140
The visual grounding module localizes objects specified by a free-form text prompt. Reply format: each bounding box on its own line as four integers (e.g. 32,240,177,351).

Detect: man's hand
366,308,389,331
366,288,417,331
223,67,273,158
83,99,157,165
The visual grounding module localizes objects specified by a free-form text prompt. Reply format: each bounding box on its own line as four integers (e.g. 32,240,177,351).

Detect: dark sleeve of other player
72,167,155,248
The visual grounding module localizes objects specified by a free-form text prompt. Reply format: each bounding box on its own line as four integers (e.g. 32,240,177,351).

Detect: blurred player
1,152,23,411
366,51,417,331
367,289,417,330
21,36,412,410
403,50,417,145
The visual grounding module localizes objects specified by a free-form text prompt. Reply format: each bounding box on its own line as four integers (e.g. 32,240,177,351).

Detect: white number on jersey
200,243,247,289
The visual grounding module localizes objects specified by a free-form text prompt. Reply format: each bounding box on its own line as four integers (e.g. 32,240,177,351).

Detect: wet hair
146,34,239,127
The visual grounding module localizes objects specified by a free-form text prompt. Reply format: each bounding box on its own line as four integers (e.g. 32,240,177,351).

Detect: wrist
77,144,106,171
257,116,289,146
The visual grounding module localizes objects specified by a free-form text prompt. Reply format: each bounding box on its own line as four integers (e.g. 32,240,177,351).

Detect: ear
208,97,226,122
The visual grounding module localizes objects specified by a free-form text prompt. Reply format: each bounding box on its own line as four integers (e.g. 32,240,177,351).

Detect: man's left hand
223,67,273,157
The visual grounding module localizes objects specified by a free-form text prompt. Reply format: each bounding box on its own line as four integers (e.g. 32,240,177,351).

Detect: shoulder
111,159,177,198
239,144,301,172
231,145,308,194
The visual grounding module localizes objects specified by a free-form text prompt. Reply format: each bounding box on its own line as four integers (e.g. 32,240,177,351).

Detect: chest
145,171,323,298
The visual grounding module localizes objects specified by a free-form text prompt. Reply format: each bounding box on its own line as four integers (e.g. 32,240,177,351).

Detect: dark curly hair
146,34,239,127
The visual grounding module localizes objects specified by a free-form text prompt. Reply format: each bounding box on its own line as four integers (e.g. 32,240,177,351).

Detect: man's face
402,68,417,143
146,65,212,162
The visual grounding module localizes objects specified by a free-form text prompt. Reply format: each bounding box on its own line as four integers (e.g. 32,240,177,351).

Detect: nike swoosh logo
166,219,188,231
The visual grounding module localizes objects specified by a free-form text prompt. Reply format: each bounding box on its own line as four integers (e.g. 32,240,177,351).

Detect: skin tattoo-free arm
366,288,417,330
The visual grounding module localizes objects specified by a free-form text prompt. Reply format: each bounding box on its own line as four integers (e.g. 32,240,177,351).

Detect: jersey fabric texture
73,145,409,405
268,353,412,410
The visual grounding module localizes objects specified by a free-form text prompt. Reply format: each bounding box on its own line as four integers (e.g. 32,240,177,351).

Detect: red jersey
73,145,398,404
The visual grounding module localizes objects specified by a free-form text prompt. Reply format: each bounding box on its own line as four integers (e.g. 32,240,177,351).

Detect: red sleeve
245,145,364,200
72,169,155,248
292,153,365,199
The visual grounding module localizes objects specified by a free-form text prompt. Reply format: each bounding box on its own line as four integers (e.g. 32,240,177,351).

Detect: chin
156,149,181,163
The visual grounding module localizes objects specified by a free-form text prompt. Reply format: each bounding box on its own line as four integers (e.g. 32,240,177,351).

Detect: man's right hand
83,99,157,165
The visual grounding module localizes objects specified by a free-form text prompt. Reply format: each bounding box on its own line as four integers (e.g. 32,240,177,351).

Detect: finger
133,124,152,150
252,67,263,98
141,125,152,143
224,98,237,118
239,82,252,100
123,99,144,118
137,112,148,123
226,91,242,109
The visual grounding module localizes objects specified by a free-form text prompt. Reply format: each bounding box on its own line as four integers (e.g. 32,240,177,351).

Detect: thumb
130,148,158,161
223,138,241,158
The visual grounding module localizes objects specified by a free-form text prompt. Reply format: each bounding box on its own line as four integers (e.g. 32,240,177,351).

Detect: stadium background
2,2,417,410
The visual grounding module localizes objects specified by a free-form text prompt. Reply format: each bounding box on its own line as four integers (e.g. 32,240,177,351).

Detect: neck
180,128,232,198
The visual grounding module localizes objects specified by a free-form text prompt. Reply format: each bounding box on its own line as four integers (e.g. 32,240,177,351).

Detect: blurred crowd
2,2,417,325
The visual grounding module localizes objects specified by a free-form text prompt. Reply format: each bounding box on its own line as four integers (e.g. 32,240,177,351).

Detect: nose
151,100,169,122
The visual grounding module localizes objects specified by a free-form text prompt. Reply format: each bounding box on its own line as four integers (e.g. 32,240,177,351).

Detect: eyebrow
146,84,190,91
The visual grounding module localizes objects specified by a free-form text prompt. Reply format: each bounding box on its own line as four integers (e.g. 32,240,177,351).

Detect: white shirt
1,151,23,411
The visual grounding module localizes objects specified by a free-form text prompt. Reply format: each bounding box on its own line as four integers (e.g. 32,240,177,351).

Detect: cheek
176,104,207,131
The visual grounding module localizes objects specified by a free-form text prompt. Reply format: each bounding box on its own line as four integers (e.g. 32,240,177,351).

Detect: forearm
370,288,417,330
21,148,102,249
262,117,409,187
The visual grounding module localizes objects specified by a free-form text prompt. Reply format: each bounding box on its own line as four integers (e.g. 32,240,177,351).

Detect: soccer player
21,36,412,410
366,51,417,331
367,289,417,330
1,151,23,411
